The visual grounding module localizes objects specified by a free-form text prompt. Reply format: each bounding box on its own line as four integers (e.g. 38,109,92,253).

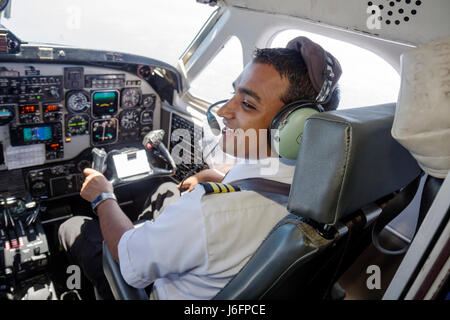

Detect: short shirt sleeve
118,187,207,288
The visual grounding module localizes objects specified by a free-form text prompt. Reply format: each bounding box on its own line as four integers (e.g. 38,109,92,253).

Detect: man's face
217,61,289,158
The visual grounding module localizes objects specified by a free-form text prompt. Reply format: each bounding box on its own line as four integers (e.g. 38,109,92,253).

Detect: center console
0,196,49,295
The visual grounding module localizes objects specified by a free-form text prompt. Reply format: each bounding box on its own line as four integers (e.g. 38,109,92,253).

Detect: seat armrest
102,241,148,300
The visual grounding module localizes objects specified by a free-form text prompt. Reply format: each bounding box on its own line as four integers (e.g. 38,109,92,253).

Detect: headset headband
286,36,342,105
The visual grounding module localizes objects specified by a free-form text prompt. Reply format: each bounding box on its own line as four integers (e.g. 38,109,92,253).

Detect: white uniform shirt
118,158,296,299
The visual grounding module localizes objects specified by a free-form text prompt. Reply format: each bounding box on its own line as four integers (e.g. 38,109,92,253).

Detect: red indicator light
19,105,38,114
44,104,59,112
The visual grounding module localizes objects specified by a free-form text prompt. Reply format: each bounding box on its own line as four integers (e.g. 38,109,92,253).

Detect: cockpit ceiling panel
223,0,450,45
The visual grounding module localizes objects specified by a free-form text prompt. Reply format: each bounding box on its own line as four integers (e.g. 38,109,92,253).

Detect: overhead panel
224,0,450,45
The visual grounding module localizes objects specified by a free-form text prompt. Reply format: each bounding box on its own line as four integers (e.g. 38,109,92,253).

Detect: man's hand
177,167,234,194
177,175,199,193
81,168,114,203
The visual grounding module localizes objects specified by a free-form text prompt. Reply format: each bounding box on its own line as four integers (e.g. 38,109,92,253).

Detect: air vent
367,0,423,26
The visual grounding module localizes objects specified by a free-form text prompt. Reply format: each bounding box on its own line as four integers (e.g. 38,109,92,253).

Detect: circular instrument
121,88,141,109
66,114,89,136
0,105,15,125
66,90,90,113
119,109,140,130
142,94,155,108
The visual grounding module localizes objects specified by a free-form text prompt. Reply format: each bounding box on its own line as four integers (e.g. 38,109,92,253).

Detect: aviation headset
207,36,342,160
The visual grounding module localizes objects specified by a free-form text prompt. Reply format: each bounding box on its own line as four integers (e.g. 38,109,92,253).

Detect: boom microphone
206,99,228,136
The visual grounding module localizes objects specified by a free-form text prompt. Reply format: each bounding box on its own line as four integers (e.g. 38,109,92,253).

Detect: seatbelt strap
229,178,291,206
372,172,424,255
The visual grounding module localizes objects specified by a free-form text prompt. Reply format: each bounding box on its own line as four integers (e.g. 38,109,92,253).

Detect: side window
189,36,244,103
271,30,400,109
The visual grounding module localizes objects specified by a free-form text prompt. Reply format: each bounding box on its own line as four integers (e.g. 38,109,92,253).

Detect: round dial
119,109,140,130
121,88,141,109
91,119,118,145
66,91,90,113
66,114,89,136
0,105,15,125
142,94,155,108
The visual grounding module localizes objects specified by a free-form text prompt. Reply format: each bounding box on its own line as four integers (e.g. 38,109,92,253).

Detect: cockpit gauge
66,114,89,136
91,118,118,146
92,90,119,118
140,108,153,125
121,88,141,109
142,94,155,108
119,109,140,130
66,90,90,113
0,105,15,126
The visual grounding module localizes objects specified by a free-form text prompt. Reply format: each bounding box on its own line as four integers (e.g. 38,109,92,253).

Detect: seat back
383,37,449,299
102,242,148,300
103,104,421,300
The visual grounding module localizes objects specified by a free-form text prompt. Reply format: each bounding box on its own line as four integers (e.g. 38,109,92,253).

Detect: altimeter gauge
121,88,141,109
66,90,90,113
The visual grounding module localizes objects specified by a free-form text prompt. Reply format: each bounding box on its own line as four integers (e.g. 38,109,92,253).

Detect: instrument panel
0,63,160,171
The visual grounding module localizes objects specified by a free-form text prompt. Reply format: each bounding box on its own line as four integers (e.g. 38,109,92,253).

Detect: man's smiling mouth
222,126,236,136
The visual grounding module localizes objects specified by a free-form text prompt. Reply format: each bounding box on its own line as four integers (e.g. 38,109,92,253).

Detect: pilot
58,36,342,300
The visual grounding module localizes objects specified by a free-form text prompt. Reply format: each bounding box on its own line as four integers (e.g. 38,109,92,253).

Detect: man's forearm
198,165,233,182
97,199,134,263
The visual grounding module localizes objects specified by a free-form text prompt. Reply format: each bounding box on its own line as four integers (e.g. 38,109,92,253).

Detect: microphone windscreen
207,109,221,136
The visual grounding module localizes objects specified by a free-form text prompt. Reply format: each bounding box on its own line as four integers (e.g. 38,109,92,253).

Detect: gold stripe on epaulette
200,182,240,195
217,183,228,193
210,182,221,193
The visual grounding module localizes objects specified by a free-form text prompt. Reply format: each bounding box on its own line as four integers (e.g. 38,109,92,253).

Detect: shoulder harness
200,178,291,206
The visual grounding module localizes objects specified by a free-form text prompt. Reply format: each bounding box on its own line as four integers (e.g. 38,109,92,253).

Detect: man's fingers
83,168,97,176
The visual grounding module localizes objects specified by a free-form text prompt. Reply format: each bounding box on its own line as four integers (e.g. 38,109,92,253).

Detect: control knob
49,87,60,99
32,115,41,123
31,181,47,197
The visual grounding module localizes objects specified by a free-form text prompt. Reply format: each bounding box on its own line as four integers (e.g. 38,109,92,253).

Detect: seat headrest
288,104,421,225
392,36,450,179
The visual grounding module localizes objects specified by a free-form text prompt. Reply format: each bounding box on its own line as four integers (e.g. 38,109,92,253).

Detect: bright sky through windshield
1,0,215,65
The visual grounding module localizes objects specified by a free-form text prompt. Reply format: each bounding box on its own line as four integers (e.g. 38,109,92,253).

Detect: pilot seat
102,102,421,300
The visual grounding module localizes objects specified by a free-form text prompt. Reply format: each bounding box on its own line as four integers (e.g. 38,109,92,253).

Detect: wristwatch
91,193,117,215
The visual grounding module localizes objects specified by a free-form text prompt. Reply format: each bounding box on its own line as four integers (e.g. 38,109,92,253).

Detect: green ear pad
275,108,318,160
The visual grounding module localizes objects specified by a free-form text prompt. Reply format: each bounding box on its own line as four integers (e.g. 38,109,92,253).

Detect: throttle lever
92,148,107,173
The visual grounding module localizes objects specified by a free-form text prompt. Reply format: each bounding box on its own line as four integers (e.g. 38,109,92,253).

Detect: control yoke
91,130,176,187
91,147,108,173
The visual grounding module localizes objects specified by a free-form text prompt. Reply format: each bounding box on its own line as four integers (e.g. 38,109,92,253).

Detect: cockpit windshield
0,0,216,65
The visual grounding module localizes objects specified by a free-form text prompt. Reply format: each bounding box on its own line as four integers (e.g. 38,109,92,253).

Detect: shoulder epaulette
200,182,241,195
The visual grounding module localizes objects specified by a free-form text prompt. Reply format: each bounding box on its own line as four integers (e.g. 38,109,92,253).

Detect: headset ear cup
276,108,319,160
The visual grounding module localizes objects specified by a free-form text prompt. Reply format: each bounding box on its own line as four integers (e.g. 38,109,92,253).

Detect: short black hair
253,47,340,111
